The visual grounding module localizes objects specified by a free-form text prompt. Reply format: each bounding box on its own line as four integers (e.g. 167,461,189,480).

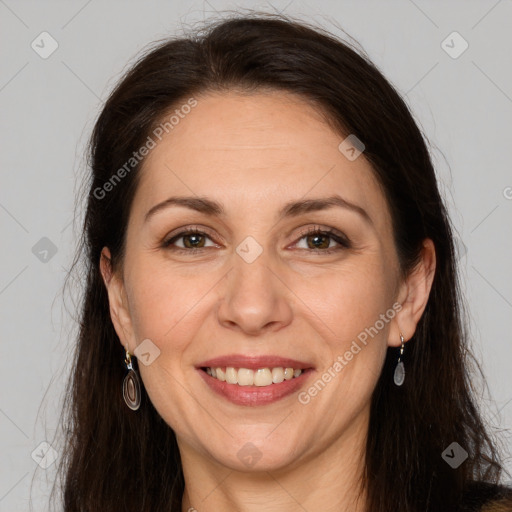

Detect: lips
196,354,315,406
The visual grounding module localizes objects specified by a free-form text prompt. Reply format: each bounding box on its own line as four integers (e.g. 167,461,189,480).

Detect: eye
293,226,351,254
162,227,217,252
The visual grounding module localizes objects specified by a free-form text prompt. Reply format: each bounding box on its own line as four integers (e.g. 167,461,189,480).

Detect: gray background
1,0,511,510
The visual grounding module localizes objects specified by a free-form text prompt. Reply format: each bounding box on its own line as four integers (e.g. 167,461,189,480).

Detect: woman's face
102,91,431,473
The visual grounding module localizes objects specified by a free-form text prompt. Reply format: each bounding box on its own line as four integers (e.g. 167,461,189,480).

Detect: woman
54,12,511,512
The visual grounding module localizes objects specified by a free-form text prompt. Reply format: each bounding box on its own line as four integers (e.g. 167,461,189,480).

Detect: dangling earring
393,332,406,386
122,346,141,410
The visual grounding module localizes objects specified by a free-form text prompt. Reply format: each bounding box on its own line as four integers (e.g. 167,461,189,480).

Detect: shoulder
460,481,512,512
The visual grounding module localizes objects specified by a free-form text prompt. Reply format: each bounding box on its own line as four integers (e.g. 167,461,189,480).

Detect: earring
122,346,141,410
393,332,406,386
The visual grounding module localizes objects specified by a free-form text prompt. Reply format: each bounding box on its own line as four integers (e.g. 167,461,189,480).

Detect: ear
99,247,137,352
388,238,436,347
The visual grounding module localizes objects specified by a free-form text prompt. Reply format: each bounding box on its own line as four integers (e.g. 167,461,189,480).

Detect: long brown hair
52,12,509,512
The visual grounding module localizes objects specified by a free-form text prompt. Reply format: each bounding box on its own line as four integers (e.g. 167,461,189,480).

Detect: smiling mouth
201,366,307,387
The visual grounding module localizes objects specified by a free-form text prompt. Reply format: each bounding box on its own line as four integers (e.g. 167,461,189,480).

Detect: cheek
279,261,394,441
294,258,396,343
124,259,221,355
292,259,395,400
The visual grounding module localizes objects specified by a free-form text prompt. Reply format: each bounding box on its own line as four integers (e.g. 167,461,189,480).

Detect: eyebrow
144,194,373,225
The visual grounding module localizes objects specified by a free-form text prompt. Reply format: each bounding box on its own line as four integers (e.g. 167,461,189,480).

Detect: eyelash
161,225,351,255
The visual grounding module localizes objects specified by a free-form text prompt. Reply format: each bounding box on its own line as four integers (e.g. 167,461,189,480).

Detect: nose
216,249,293,336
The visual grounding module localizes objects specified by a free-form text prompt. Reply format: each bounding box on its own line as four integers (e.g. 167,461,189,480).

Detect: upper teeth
205,367,303,386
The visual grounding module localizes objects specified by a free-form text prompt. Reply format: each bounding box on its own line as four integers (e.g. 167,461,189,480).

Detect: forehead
130,91,390,230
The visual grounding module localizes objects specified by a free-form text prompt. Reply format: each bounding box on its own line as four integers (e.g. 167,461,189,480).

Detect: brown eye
162,228,216,251
294,227,351,254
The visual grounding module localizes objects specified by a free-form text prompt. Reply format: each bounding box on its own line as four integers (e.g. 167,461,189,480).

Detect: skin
100,91,436,512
